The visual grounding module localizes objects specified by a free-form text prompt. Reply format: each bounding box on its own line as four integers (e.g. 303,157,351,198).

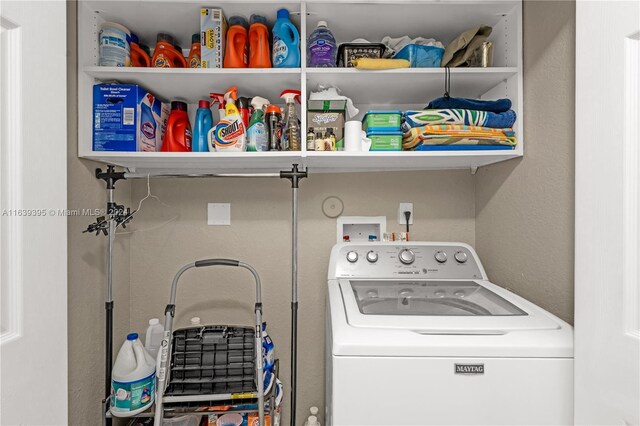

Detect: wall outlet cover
208,203,230,225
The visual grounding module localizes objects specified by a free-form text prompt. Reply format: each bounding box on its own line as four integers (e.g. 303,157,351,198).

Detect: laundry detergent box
201,7,227,68
307,100,347,147
93,84,165,152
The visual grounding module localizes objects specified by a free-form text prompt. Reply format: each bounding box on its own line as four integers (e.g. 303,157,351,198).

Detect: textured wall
66,2,132,424
475,0,576,324
128,171,475,424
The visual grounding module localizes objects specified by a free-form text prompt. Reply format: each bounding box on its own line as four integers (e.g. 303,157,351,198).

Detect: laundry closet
65,1,576,425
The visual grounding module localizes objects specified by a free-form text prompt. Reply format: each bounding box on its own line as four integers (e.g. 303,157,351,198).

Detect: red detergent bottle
161,101,192,152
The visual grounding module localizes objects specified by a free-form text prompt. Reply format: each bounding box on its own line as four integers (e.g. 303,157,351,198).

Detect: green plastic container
362,110,402,132
367,131,403,151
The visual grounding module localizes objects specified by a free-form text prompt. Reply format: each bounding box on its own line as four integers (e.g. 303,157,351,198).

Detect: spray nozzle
209,92,226,108
280,89,301,104
224,86,239,105
251,96,270,111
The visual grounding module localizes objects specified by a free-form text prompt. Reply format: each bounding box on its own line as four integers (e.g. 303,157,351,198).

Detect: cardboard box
93,84,165,152
307,100,347,147
201,7,227,68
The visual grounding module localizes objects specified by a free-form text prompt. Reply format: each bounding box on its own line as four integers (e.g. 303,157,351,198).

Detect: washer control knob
434,251,448,263
366,251,378,263
346,251,359,263
454,251,468,263
398,248,415,265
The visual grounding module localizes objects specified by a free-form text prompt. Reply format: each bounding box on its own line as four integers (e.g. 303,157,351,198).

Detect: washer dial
454,251,468,263
366,251,378,263
434,251,448,263
398,248,415,265
346,251,358,263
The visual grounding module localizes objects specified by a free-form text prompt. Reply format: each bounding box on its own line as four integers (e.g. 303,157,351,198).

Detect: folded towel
426,97,512,113
353,58,410,69
405,109,516,129
402,124,517,150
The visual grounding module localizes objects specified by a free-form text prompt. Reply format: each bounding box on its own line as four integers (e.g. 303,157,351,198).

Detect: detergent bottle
272,8,300,68
249,15,271,68
130,33,151,67
111,333,155,417
138,93,160,152
246,96,269,152
224,16,249,68
152,33,187,68
187,33,201,68
280,89,301,151
161,101,192,152
209,87,247,152
192,99,213,152
209,92,226,123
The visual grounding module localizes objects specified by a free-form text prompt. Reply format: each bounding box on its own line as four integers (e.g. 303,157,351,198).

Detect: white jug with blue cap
111,332,156,417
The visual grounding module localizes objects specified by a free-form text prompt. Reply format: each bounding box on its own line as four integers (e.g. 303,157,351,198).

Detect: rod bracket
96,165,127,189
280,164,308,189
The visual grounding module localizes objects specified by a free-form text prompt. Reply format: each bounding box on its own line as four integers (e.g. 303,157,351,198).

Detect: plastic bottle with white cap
144,318,164,359
304,406,321,426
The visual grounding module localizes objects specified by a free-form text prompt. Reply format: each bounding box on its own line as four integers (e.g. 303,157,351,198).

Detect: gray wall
67,3,132,424
475,0,576,324
67,1,576,424
128,171,476,425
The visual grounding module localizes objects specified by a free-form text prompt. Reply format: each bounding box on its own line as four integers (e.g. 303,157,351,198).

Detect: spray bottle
247,96,269,152
280,89,301,151
209,92,226,122
209,86,247,152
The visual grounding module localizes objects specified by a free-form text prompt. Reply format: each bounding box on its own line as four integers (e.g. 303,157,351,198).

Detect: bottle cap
130,33,139,44
171,101,188,111
266,105,281,114
149,318,159,325
228,16,249,29
310,407,319,415
198,99,210,109
156,32,175,45
127,333,138,341
277,8,289,19
192,33,200,44
317,20,328,28
190,317,201,325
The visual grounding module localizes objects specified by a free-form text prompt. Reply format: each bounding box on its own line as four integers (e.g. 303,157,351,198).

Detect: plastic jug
144,318,164,360
272,8,300,68
130,33,151,67
224,16,249,68
187,33,201,68
307,21,337,67
248,15,271,68
192,99,213,152
111,333,155,417
152,33,187,68
161,101,192,152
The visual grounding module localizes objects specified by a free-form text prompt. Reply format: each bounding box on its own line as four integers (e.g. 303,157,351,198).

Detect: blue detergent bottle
272,8,300,68
192,99,213,152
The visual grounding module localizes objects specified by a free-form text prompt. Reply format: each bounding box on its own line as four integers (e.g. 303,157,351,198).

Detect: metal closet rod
123,172,282,179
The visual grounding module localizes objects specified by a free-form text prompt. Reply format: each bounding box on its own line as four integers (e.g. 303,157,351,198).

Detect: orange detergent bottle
161,101,192,152
224,16,248,68
248,15,271,68
152,33,187,68
187,33,201,68
130,34,151,67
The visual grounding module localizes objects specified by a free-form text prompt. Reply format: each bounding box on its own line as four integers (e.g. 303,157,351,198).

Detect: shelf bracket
470,166,479,175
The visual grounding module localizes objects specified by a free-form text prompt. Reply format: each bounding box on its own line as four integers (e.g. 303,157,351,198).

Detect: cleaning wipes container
111,333,156,417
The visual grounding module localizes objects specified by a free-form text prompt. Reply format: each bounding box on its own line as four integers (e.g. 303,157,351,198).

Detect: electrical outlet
398,203,414,225
208,203,230,225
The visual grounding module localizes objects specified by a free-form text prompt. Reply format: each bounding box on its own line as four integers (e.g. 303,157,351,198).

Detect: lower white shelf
81,150,522,174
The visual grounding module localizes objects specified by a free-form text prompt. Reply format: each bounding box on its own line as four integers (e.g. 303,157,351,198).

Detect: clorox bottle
209,86,247,151
111,333,155,417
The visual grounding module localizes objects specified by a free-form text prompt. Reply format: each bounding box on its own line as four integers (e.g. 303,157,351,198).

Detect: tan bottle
315,131,325,151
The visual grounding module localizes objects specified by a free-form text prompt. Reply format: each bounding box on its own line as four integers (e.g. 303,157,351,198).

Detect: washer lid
340,279,560,332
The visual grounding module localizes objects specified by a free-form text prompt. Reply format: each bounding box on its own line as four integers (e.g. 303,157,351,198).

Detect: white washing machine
326,242,573,426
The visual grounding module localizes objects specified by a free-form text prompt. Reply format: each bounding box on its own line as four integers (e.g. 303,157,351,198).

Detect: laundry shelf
82,150,522,174
306,68,519,104
83,67,301,103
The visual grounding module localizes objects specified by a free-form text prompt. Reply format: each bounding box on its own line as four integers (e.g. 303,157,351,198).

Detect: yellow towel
353,58,410,70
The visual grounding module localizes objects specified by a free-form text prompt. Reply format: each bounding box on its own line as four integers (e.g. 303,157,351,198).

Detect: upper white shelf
84,67,301,103
306,68,518,104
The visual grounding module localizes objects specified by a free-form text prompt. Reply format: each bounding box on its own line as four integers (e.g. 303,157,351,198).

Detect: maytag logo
455,364,485,375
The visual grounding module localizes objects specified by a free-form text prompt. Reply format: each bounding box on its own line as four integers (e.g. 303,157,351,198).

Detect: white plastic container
111,333,156,417
145,318,164,360
99,22,131,67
